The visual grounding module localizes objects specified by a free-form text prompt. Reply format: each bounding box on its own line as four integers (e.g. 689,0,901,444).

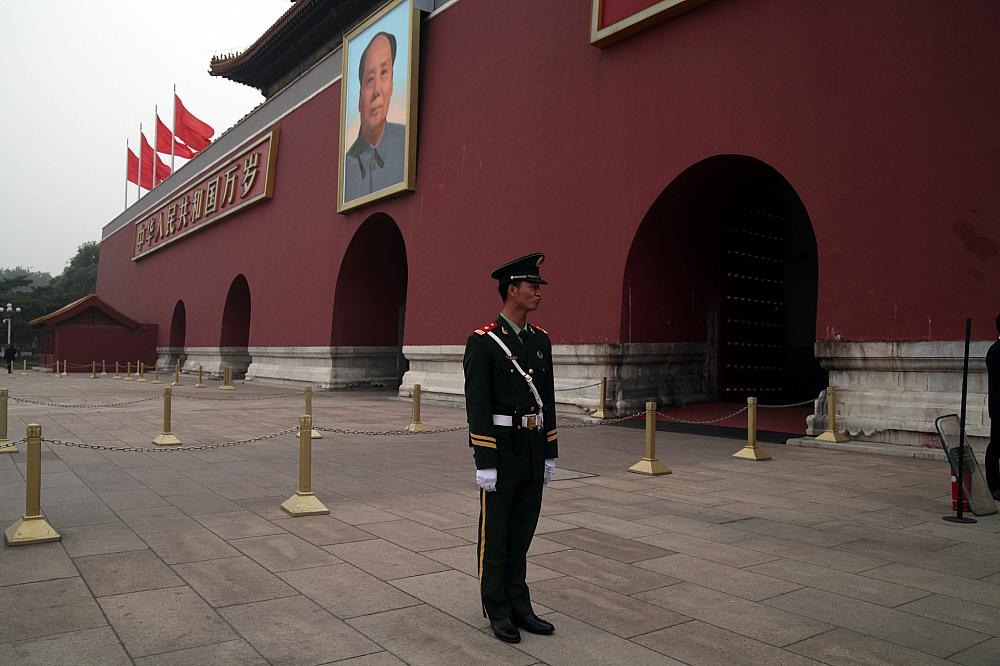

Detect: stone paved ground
1,371,999,665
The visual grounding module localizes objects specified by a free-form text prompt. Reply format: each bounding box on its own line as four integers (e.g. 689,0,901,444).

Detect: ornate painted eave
210,0,384,98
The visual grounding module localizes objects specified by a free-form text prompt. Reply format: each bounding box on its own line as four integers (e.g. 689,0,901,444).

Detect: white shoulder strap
486,330,544,411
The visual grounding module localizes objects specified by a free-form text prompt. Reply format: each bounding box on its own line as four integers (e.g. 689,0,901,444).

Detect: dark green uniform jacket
464,318,558,478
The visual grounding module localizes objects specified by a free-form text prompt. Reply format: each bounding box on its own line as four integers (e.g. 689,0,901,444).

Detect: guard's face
508,281,542,311
358,34,394,141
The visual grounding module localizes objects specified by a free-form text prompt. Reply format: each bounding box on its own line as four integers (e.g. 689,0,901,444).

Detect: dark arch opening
220,274,252,377
332,214,408,384
622,155,826,404
169,301,186,349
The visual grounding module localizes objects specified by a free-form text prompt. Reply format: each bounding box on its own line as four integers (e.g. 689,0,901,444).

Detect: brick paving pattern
0,371,998,665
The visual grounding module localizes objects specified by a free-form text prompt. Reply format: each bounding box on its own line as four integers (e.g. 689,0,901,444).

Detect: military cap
490,253,548,286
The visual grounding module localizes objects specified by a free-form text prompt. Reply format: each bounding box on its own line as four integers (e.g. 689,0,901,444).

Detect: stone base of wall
399,343,709,415
811,341,991,449
246,346,404,389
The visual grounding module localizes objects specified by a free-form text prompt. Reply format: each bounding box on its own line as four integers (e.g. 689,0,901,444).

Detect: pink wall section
97,0,1000,348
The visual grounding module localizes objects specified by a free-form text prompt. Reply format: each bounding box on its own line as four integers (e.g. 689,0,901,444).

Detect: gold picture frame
338,0,421,213
590,0,710,48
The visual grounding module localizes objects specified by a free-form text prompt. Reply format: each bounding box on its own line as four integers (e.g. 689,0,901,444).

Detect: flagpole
138,123,143,199
171,84,176,172
124,138,129,211
153,105,158,189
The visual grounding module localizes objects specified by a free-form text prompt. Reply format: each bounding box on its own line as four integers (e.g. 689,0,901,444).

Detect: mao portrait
338,0,420,212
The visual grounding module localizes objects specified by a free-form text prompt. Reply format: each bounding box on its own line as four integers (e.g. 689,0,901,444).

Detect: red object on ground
951,471,970,512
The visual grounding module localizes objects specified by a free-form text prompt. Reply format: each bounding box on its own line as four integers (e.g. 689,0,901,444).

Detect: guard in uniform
464,253,558,643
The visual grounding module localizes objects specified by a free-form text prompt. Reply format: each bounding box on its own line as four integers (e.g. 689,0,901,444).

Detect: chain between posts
172,391,303,402
656,405,750,425
40,427,298,453
316,424,469,436
554,381,603,392
8,395,161,408
757,397,816,408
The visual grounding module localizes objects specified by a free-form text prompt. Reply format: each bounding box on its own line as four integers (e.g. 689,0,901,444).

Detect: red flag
156,114,195,159
127,148,140,185
155,152,171,185
140,133,155,189
174,95,214,151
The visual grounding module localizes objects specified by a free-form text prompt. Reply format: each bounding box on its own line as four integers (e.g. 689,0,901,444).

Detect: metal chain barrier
316,424,469,436
562,411,647,428
656,405,750,425
554,381,602,392
172,391,304,402
757,397,816,408
40,427,298,453
9,395,161,409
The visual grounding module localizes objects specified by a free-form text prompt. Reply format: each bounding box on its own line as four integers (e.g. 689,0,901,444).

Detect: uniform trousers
986,419,999,492
477,477,543,621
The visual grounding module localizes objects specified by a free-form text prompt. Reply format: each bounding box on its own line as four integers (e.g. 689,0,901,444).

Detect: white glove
476,468,498,492
544,459,557,485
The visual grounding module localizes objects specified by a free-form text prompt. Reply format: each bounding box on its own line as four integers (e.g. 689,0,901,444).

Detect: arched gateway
622,155,826,406
220,274,252,378
163,300,187,370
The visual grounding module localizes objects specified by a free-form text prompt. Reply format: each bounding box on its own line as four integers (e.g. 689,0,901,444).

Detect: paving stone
235,496,294,521
729,517,861,547
228,532,343,572
325,538,449,580
635,513,754,544
347,604,536,666
0,578,107,643
211,480,274,500
0,626,131,666
936,541,1000,566
735,535,890,573
541,527,673,563
75,549,184,597
134,639,268,665
140,526,241,564
358,518,469,552
385,503,479,530
764,587,989,658
142,477,211,497
60,523,147,557
388,569,497,628
327,653,408,666
636,583,832,646
279,562,420,618
554,511,665,539
419,543,561,582
221,595,379,665
165,492,243,515
530,576,687,637
787,627,952,665
862,562,1000,609
508,611,685,666
98,489,171,511
896,594,1000,635
637,553,801,601
117,506,201,535
192,510,285,539
325,500,412,525
836,539,1000,579
647,532,781,567
948,637,1000,666
173,556,298,607
36,498,122,528
278,515,376,546
817,519,958,551
531,548,679,595
0,540,77,586
634,619,818,665
747,558,929,607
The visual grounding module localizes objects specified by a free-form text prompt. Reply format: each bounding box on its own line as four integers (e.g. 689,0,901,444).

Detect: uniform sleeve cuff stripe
470,434,496,443
472,440,497,449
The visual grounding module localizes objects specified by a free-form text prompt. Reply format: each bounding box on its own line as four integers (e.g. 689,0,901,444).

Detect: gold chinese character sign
132,129,279,260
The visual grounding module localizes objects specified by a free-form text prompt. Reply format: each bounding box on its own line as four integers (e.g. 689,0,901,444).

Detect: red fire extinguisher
951,469,970,512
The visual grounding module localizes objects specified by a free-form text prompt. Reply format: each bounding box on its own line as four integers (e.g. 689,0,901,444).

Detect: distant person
986,314,1000,501
344,31,406,202
3,344,16,375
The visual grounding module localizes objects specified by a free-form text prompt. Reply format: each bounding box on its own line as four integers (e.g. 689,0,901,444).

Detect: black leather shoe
991,488,1000,501
490,617,521,643
512,612,555,635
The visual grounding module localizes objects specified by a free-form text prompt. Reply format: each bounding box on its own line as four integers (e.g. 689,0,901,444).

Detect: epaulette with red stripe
473,322,499,336
532,324,549,335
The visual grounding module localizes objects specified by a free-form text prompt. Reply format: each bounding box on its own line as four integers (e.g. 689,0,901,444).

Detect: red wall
45,325,158,372
97,0,1000,347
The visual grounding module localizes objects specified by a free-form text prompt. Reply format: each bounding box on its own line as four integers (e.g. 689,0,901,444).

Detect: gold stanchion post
406,384,428,432
124,361,133,381
816,386,849,443
62,360,68,377
171,361,182,387
4,424,60,545
151,364,162,384
152,387,182,446
136,361,147,382
629,401,672,475
112,361,121,379
0,389,16,454
100,359,107,376
733,396,771,461
194,365,206,389
282,416,329,516
305,386,322,438
219,366,235,390
592,377,609,419
90,361,97,379
21,359,27,376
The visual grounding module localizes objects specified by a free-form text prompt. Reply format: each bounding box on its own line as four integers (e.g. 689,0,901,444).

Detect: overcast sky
0,1,292,276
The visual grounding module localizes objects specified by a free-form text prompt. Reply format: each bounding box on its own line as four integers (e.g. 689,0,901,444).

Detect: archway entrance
220,275,252,378
332,214,408,386
622,155,825,405
169,301,186,349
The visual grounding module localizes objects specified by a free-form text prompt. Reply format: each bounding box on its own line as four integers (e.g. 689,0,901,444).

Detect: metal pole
194,365,205,389
305,386,322,438
171,361,181,386
137,361,146,382
945,318,976,524
816,386,849,443
101,360,106,376
406,384,427,432
280,415,330,516
152,387,181,446
628,401,671,475
4,423,61,545
593,377,608,419
113,361,121,379
90,361,96,379
0,389,15,453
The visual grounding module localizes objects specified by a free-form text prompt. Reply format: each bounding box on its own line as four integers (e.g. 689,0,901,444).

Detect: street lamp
4,303,21,346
